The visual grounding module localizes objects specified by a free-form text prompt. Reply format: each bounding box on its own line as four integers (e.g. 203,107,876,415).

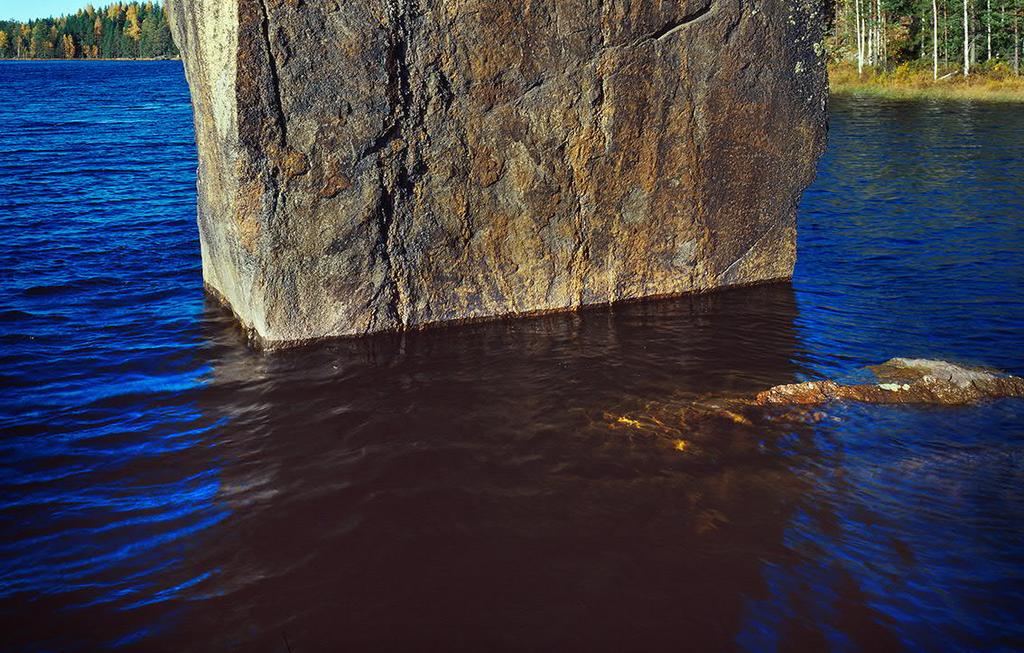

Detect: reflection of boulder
185,285,824,649
757,358,1024,406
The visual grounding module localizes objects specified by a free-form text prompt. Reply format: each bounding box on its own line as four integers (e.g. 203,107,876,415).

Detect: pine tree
139,13,158,58
30,23,52,59
19,25,30,58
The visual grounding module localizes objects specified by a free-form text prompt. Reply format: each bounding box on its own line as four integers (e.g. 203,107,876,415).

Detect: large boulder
167,0,830,346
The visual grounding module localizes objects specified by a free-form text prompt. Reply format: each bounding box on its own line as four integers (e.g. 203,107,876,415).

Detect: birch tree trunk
881,3,887,67
1000,3,1005,62
964,0,971,76
870,0,875,66
877,0,882,66
866,8,872,66
934,0,940,78
856,0,864,74
987,0,992,60
945,1,950,65
1015,0,1020,75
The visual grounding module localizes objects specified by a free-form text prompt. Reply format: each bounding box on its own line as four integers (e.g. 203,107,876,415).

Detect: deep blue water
0,61,1022,651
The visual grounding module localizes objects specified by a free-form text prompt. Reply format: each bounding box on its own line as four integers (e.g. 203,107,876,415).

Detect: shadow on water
184,284,845,651
0,284,861,650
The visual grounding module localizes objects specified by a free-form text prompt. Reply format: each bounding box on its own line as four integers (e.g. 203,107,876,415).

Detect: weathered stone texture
756,358,1024,406
167,0,830,346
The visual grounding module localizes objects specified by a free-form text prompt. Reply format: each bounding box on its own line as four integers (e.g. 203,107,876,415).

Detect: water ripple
0,63,1021,651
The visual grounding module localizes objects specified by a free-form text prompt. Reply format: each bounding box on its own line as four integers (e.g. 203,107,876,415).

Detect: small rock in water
757,359,1024,406
870,358,1004,388
603,359,1023,455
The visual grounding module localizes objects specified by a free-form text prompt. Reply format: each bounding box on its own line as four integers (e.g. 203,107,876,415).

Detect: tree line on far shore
832,0,1022,77
0,2,178,60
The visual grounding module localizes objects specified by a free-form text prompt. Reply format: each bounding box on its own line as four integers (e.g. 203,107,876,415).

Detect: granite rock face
167,0,830,346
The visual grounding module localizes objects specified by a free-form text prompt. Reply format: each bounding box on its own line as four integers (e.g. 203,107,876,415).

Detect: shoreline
829,64,1024,102
3,58,1020,101
831,83,1024,102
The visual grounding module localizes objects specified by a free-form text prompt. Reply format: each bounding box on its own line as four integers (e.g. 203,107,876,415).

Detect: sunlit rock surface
756,358,1024,406
167,0,830,345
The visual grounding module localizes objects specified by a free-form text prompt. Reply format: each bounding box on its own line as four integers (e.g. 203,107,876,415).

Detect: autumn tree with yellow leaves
61,34,76,59
123,4,141,56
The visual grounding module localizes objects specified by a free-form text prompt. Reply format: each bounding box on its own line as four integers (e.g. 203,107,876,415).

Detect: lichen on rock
168,0,831,346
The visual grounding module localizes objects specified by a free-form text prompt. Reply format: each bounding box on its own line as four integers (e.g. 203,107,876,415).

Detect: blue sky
0,1,89,21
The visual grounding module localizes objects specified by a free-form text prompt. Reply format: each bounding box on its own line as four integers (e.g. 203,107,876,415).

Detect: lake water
1,61,1022,651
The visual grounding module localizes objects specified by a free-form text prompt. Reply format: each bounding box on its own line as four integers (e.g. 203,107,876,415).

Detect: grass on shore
829,62,1024,101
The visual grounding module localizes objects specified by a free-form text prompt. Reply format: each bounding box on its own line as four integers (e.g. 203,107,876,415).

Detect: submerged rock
166,0,830,346
607,359,1024,453
756,359,1024,406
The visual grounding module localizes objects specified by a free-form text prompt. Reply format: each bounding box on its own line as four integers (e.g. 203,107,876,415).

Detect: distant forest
0,3,178,60
832,0,1021,76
